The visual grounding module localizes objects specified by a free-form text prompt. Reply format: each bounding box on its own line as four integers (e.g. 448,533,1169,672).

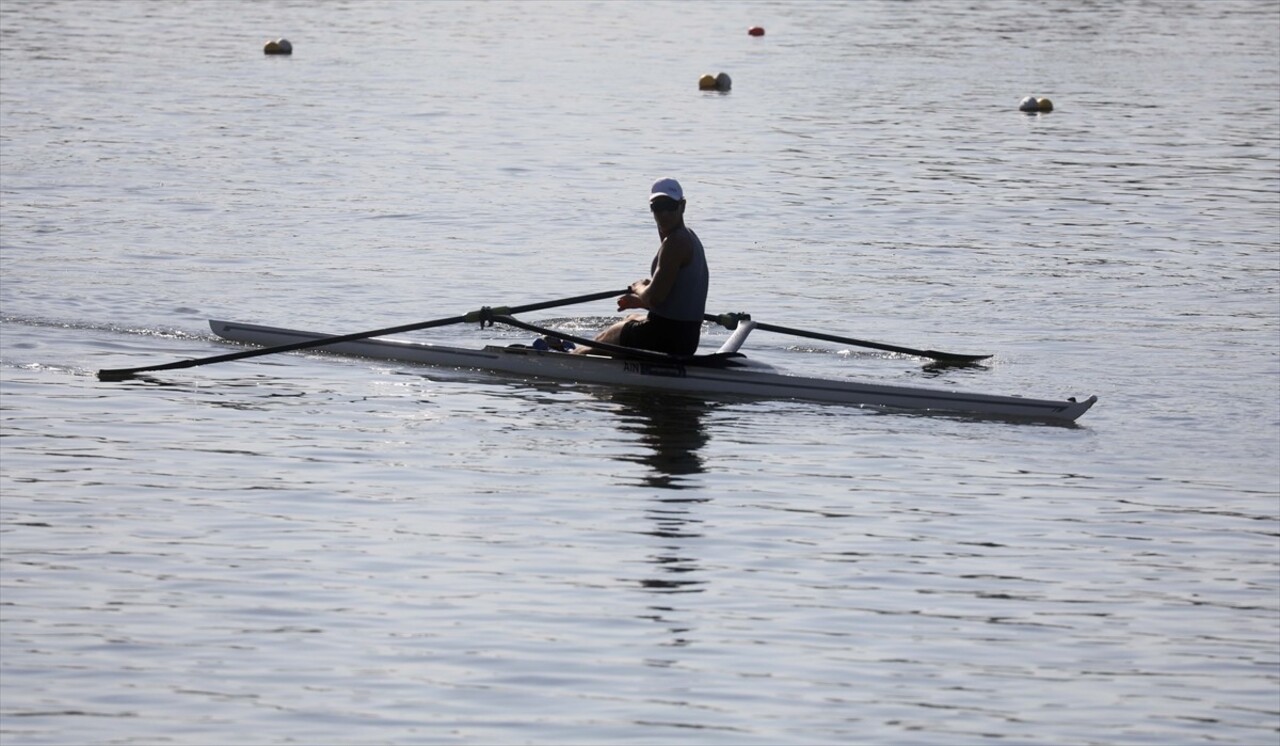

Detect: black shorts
619,313,702,356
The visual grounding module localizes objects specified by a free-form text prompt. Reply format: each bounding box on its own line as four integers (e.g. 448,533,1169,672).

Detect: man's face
650,198,683,230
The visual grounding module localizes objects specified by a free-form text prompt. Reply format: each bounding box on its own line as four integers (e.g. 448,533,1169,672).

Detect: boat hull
209,320,1097,422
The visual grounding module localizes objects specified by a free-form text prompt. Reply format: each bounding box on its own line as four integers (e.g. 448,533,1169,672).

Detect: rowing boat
209,319,1097,423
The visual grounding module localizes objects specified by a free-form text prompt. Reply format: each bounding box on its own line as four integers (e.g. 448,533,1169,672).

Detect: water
2,1,1277,744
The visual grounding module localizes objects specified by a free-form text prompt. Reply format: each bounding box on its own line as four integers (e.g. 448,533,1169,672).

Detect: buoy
1020,95,1054,113
748,26,765,37
700,73,731,92
264,38,292,55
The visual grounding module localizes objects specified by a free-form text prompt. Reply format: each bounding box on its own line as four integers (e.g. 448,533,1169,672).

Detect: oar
705,313,991,364
490,314,695,362
97,288,627,381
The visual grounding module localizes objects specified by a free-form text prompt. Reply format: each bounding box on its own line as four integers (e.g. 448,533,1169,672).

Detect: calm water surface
2,1,1278,744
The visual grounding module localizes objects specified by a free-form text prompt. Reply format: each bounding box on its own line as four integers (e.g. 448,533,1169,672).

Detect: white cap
649,177,684,202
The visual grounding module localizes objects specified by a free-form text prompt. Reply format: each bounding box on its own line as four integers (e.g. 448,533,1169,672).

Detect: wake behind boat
208,318,1097,423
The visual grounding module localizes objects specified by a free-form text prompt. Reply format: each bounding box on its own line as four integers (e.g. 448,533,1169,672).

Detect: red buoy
748,26,765,37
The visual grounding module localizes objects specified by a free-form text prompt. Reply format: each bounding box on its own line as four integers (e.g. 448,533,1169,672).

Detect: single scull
209,319,1097,423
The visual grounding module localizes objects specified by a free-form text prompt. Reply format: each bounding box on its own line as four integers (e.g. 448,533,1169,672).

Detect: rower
574,177,709,357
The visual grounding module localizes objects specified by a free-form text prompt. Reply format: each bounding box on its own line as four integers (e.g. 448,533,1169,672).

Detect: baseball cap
649,177,684,203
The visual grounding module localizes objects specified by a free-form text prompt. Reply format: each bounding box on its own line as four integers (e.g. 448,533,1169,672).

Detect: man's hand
618,279,651,310
617,292,645,311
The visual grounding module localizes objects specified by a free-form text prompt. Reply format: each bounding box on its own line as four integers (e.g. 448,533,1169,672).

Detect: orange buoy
748,26,765,37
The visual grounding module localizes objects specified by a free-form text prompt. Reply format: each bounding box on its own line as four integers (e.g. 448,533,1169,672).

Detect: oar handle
704,312,990,363
98,288,627,381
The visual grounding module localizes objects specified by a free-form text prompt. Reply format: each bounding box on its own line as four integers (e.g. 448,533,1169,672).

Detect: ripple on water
2,1,1279,744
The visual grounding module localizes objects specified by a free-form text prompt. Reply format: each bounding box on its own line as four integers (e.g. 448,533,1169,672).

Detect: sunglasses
650,200,681,213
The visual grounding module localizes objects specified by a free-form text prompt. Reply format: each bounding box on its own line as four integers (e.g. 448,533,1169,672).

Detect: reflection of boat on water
597,391,713,602
599,390,714,491
634,495,709,595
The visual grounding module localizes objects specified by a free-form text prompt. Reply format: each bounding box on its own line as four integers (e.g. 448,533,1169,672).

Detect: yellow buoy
699,74,717,91
1019,95,1054,113
264,38,292,55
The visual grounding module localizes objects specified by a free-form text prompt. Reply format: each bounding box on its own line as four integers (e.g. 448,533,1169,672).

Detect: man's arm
621,234,692,310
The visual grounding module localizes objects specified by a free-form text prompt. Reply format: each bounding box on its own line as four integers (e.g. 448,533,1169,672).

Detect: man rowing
574,177,709,357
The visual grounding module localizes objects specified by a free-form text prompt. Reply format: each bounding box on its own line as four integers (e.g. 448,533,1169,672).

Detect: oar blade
98,368,141,382
925,350,993,364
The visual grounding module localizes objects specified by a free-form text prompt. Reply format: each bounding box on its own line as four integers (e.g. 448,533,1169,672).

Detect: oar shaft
491,314,684,362
705,313,990,363
98,288,626,381
756,322,924,357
